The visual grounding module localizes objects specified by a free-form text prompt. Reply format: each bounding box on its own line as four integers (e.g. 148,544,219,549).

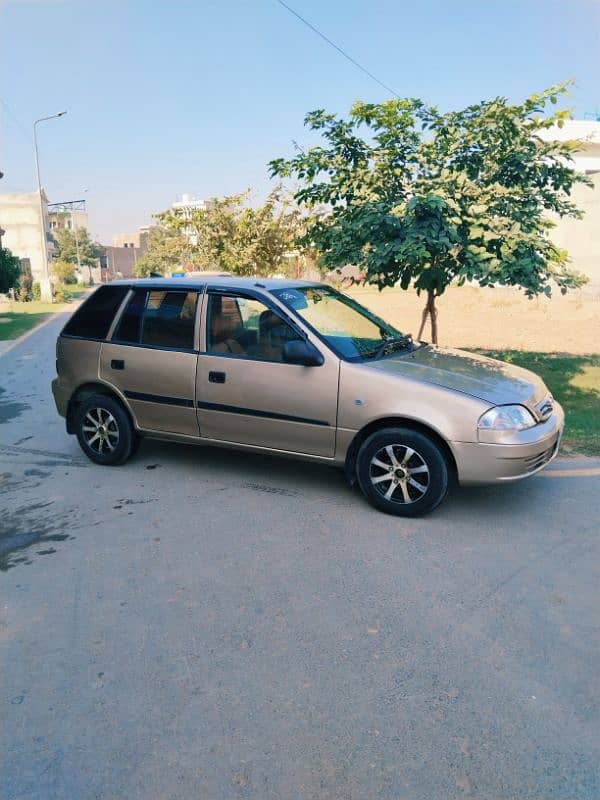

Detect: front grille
523,443,557,472
536,395,554,422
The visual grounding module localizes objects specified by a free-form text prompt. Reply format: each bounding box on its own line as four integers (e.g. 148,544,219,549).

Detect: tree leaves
52,227,102,268
0,246,21,294
138,191,311,278
269,83,590,339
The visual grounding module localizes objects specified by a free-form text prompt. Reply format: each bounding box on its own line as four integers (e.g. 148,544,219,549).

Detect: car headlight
478,405,537,432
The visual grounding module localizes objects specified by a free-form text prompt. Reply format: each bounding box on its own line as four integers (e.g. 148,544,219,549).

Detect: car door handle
208,371,226,384
111,359,125,370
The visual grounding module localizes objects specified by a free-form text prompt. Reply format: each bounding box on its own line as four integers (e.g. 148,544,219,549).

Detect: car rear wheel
356,427,449,516
75,394,134,466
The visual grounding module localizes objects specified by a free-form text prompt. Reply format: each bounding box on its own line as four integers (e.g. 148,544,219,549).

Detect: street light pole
34,111,66,302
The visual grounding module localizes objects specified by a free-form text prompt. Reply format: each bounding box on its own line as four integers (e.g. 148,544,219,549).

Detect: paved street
1,312,599,800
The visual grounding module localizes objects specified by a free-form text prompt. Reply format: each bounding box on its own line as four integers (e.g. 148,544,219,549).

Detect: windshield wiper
363,335,414,361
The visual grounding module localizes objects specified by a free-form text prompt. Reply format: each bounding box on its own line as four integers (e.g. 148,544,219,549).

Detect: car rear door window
113,289,198,350
62,285,129,340
141,291,197,349
113,288,147,344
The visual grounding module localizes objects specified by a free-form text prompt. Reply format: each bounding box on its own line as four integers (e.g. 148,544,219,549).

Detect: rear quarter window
62,285,129,340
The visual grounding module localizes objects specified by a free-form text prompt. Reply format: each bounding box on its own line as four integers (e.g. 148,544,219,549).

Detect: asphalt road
1,312,599,800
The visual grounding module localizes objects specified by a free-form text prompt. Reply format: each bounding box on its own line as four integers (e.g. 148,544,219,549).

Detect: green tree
270,83,590,343
132,225,191,277
155,190,306,276
53,226,102,268
0,246,21,295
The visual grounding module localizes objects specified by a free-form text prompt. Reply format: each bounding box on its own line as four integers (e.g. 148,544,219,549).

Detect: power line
275,0,400,99
0,97,33,143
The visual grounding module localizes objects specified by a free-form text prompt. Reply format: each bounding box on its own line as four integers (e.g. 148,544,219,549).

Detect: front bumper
451,402,564,485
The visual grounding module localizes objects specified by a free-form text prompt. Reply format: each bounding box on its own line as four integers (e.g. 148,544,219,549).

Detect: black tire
356,427,449,517
75,393,134,466
129,431,142,458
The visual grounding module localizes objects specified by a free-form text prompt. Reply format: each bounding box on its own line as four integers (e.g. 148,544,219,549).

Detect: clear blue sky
1,0,599,242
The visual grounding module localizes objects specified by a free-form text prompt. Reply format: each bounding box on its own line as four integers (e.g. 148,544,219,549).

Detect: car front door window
206,293,300,362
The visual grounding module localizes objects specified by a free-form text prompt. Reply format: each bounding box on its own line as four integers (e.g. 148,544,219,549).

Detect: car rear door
195,288,339,457
100,286,202,437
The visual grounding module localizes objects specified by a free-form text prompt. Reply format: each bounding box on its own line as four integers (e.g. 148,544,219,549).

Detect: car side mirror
282,339,324,367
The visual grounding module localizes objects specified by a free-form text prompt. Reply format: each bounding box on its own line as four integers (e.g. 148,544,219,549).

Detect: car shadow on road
132,437,558,522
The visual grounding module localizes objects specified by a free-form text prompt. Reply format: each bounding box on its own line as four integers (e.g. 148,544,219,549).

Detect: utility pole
70,207,82,278
48,197,89,284
34,111,67,302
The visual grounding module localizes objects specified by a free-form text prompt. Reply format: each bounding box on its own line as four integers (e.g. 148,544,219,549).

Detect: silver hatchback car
52,277,563,516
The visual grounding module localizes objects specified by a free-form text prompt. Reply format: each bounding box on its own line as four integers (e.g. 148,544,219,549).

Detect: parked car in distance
52,278,563,516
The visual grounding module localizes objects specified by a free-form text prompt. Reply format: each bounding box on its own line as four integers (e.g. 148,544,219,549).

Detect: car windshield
272,285,408,361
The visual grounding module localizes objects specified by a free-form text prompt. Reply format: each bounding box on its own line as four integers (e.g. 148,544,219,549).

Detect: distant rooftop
538,119,600,173
172,193,206,210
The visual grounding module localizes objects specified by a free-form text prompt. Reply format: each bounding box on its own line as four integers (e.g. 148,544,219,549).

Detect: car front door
195,289,339,457
100,286,201,437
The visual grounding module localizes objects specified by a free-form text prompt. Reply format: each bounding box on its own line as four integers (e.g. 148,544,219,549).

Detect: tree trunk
417,302,429,341
429,292,438,344
416,290,439,344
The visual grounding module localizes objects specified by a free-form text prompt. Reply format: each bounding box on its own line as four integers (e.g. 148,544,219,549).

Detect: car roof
106,276,323,291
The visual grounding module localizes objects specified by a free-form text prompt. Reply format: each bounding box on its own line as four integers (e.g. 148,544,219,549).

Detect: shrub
53,285,73,304
51,258,77,285
53,285,66,303
17,265,33,301
31,282,41,301
0,247,22,295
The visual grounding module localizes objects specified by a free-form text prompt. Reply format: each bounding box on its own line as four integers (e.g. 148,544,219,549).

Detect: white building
48,208,88,234
0,190,54,283
539,120,600,289
539,119,600,174
171,193,207,214
171,193,207,246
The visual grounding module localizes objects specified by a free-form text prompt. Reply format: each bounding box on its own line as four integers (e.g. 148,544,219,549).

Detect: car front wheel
75,394,134,466
356,427,450,517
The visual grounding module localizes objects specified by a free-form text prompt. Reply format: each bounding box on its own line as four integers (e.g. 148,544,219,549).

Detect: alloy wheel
369,444,430,504
82,407,120,455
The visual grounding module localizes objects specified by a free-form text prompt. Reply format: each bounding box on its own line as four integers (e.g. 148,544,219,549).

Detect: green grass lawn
0,306,54,340
476,350,600,456
64,285,89,299
0,286,89,341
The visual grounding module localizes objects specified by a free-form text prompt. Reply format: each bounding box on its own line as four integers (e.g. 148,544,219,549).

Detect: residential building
112,227,150,250
0,190,54,282
539,120,600,289
171,193,206,245
102,228,149,280
48,207,88,233
171,193,207,214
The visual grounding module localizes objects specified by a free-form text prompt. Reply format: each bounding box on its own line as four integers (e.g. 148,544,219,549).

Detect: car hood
368,345,547,407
